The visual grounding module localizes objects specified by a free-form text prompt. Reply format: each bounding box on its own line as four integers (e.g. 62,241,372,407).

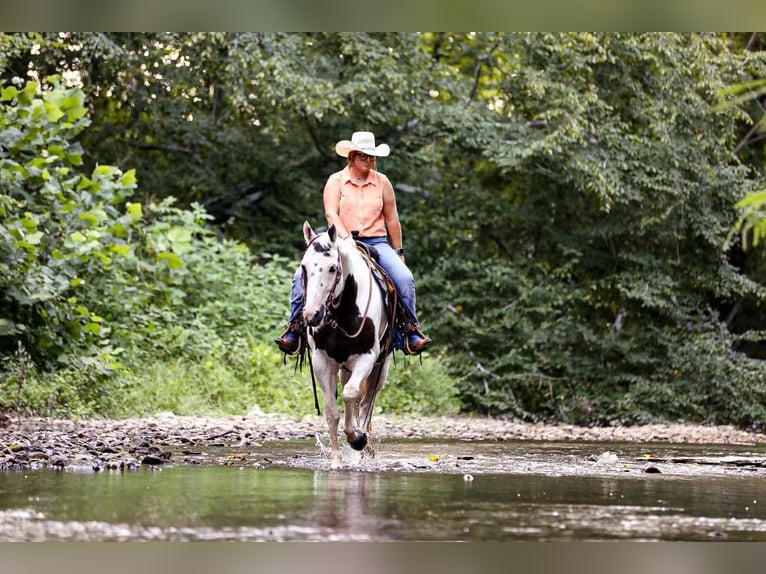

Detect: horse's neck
338,244,371,302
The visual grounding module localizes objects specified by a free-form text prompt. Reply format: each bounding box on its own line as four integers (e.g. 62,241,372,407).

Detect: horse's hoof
347,430,367,451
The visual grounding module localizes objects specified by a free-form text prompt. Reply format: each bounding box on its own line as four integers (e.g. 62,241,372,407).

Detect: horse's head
301,221,344,328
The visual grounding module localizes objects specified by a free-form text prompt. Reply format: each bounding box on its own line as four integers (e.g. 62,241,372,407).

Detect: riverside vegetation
3,33,766,427
0,77,458,420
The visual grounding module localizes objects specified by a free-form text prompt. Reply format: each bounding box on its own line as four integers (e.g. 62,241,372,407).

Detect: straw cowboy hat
334,131,390,158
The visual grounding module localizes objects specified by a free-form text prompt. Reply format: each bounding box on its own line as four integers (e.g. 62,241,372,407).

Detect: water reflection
313,472,399,538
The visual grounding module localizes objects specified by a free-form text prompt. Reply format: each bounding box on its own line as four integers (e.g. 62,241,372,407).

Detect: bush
0,342,121,417
378,352,461,416
0,76,462,420
616,324,766,428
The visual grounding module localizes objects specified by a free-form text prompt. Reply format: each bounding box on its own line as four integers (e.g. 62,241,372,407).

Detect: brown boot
404,327,432,355
274,321,304,355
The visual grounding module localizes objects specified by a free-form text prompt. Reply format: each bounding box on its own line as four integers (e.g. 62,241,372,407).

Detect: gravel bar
1,411,764,472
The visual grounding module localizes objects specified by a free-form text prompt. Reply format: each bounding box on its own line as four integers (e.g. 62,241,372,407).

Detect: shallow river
2,438,766,541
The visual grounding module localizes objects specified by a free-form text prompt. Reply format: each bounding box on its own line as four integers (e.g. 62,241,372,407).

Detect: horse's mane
334,234,357,260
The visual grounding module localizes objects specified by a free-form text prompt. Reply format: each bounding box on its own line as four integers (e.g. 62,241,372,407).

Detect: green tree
408,33,766,424
0,76,138,366
5,33,766,426
0,76,286,414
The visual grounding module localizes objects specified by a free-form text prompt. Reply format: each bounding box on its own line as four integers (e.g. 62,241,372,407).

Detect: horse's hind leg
358,358,391,459
354,378,375,458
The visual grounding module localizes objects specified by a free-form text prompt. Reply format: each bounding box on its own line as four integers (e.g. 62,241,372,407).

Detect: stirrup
274,322,304,356
403,325,432,356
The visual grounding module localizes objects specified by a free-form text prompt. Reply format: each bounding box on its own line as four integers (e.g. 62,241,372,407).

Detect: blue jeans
287,237,421,346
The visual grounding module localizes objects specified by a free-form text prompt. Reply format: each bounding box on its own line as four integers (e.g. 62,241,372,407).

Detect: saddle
282,241,420,365
352,241,427,357
353,242,397,357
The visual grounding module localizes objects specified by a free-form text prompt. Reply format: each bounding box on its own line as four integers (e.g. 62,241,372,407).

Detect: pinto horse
300,221,394,469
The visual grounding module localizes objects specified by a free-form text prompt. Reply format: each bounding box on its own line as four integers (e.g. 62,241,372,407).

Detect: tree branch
135,142,203,161
468,40,501,102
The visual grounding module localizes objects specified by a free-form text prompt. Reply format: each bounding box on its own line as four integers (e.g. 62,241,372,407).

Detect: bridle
302,232,394,418
305,237,374,340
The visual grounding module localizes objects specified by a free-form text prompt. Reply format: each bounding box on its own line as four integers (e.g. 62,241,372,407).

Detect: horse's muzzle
304,305,326,328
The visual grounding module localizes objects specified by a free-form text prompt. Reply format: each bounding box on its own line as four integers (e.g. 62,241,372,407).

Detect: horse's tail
359,360,387,431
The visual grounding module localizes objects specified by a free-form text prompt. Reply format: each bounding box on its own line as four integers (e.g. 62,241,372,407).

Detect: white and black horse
300,221,394,469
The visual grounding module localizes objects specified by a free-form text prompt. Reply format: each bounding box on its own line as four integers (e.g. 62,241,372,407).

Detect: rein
327,246,374,339
304,234,374,340
302,232,389,416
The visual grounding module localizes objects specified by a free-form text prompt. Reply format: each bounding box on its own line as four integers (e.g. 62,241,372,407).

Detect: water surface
2,438,766,541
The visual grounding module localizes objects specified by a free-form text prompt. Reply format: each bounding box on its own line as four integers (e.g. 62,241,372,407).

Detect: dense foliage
0,76,456,417
3,32,766,426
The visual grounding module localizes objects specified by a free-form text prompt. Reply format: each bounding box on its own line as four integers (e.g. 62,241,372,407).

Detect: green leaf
157,252,184,269
127,202,143,219
63,92,87,121
93,251,112,265
94,165,118,176
66,151,84,166
16,240,37,252
84,322,101,335
20,217,38,232
121,169,137,187
17,82,37,105
167,226,193,253
44,102,64,122
1,86,18,101
79,212,100,226
25,231,44,245
735,189,766,209
77,176,93,190
110,244,131,257
48,144,66,158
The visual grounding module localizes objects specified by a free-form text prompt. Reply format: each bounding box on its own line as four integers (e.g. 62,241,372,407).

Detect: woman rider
275,131,432,356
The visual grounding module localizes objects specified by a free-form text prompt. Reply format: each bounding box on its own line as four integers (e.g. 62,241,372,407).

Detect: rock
247,404,266,417
594,451,620,466
4,414,766,476
141,454,165,465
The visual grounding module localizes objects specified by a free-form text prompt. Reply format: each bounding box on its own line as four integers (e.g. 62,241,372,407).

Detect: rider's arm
323,173,352,239
381,175,403,253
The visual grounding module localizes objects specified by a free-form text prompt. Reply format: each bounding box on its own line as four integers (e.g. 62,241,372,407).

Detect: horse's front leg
342,357,375,451
314,357,341,468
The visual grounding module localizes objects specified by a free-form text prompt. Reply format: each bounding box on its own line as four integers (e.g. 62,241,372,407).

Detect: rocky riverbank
2,410,765,472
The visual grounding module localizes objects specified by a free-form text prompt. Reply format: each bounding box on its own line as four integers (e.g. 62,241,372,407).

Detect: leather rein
303,234,394,417
306,237,374,340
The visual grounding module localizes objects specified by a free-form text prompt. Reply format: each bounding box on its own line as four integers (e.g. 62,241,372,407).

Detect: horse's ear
328,224,337,243
303,221,315,245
